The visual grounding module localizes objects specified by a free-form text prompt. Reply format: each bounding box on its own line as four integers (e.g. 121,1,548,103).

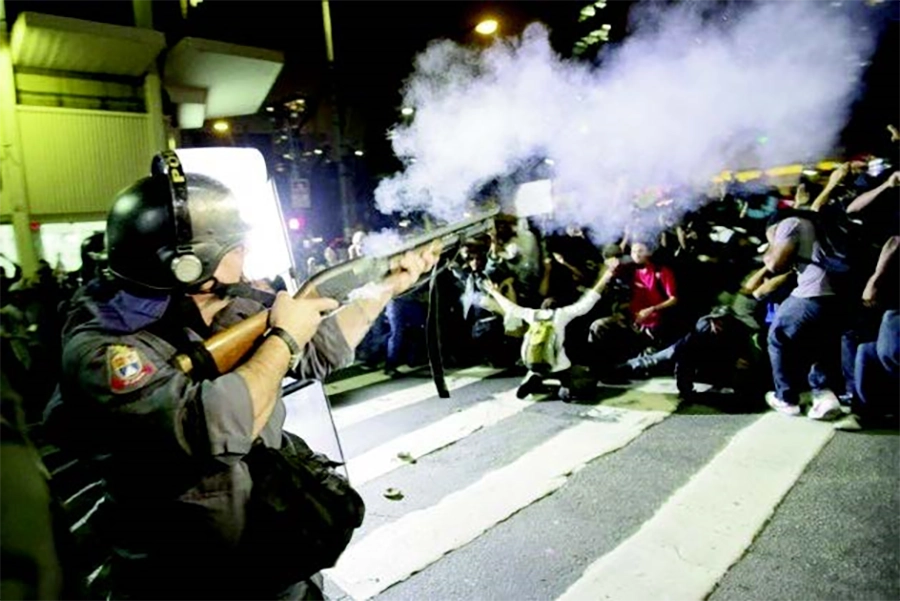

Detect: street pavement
289,366,899,601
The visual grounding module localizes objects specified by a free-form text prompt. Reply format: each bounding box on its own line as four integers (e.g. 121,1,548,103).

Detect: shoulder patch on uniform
107,345,156,393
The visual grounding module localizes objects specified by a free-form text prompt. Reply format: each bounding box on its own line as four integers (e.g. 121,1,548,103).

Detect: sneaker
808,389,844,421
833,414,863,431
516,374,543,399
558,387,573,403
765,391,801,416
626,355,655,370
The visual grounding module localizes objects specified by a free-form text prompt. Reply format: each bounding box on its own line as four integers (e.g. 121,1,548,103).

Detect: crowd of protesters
352,141,899,431
2,144,899,440
0,160,900,440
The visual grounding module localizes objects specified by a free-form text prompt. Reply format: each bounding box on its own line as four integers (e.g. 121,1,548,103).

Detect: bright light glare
175,148,295,289
288,218,301,231
400,107,415,117
212,120,229,132
514,179,554,217
354,150,364,157
313,149,324,155
475,19,499,35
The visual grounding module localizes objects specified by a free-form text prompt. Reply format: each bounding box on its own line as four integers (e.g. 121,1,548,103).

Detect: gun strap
184,341,221,381
426,261,450,398
147,297,221,381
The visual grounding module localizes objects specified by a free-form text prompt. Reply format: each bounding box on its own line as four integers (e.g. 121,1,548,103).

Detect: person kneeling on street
484,269,615,401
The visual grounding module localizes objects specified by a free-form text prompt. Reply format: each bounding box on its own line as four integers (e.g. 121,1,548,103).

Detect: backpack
524,316,557,373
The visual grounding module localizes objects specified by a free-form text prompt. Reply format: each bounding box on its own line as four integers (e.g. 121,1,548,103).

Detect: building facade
0,0,283,275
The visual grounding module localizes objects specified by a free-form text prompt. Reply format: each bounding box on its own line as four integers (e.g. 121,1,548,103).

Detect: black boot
517,374,543,399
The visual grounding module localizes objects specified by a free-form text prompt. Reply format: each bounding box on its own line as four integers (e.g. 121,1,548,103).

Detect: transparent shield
175,147,298,293
281,380,349,480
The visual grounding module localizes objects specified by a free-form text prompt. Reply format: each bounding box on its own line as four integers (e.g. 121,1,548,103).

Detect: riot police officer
44,152,436,599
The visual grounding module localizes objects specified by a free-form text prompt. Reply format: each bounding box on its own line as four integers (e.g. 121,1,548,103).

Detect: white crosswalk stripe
332,366,503,429
556,412,835,601
328,400,678,601
314,372,879,601
346,387,531,485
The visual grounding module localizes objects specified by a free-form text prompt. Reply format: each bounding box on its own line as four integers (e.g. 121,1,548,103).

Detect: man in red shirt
628,242,679,333
589,241,680,382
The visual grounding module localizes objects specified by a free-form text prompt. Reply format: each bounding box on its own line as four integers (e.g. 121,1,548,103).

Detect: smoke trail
374,1,877,241
359,229,404,257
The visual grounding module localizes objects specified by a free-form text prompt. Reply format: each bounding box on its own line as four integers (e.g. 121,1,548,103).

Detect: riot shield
175,147,298,293
281,380,349,480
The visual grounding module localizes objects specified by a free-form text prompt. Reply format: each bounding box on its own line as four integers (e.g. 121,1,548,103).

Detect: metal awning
10,12,166,76
164,37,284,127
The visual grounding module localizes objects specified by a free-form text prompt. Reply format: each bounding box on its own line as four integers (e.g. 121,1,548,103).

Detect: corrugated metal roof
17,105,152,216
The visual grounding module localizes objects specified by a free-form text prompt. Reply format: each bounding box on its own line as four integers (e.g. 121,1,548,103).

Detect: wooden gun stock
174,209,499,376
172,284,321,375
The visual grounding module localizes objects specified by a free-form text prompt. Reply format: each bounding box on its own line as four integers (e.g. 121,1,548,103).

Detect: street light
212,120,229,133
401,107,415,117
475,19,499,35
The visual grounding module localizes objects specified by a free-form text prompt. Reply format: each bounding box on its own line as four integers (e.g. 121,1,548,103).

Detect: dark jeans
385,298,427,369
356,314,390,366
588,316,661,371
854,310,899,418
767,295,843,404
840,307,884,398
630,314,765,398
674,317,760,396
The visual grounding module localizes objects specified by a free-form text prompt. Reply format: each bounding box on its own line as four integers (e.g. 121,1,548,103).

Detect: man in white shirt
485,270,614,401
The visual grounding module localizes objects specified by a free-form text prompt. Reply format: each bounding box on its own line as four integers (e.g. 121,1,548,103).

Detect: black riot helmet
105,151,250,291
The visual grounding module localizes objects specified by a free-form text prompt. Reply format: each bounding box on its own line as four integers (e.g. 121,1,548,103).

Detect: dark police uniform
45,282,353,600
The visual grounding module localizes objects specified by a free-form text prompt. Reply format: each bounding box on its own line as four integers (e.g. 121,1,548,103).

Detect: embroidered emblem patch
107,345,156,392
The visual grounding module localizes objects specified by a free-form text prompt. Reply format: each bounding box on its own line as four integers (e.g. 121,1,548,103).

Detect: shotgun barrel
174,209,499,375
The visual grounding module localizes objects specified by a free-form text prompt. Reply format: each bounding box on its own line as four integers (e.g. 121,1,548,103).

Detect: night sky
169,0,897,166
173,0,624,175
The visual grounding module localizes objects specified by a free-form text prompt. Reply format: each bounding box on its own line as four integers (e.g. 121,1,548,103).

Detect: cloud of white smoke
374,1,876,242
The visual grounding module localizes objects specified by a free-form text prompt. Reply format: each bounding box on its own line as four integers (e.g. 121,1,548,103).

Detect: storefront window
0,224,18,275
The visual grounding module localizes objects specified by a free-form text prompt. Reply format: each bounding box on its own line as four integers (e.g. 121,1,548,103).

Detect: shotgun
173,209,500,375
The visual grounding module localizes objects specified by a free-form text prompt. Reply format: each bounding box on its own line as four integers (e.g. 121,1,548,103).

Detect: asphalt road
294,366,899,601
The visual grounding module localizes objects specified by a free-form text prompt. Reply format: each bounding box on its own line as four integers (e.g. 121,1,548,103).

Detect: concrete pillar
134,0,166,153
144,71,167,152
132,0,153,28
0,0,40,276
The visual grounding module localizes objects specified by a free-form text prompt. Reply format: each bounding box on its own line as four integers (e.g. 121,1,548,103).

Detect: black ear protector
151,150,205,285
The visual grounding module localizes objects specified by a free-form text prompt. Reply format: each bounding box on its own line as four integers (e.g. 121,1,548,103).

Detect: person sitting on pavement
588,241,680,382
619,306,767,405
